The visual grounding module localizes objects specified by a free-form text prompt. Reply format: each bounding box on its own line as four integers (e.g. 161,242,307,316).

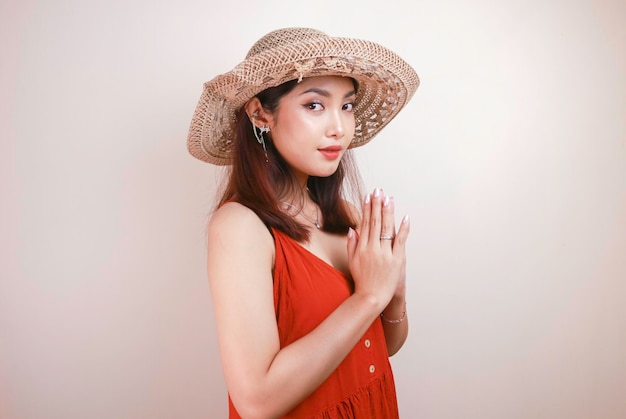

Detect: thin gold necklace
281,201,321,229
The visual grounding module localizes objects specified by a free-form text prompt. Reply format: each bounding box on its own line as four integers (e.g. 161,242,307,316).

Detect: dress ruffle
314,372,399,419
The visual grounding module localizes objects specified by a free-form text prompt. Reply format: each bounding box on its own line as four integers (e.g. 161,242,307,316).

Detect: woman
187,27,419,418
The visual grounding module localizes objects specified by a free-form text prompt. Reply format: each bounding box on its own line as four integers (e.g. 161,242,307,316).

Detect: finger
392,214,411,252
380,195,396,246
346,227,358,260
368,188,383,245
359,192,372,244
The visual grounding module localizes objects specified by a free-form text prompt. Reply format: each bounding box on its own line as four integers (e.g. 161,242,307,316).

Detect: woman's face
269,76,356,182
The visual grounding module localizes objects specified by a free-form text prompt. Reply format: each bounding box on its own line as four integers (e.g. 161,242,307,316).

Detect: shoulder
210,201,267,231
208,202,275,263
209,202,269,234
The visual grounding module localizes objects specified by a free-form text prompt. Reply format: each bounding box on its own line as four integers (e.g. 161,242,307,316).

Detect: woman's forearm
381,294,409,356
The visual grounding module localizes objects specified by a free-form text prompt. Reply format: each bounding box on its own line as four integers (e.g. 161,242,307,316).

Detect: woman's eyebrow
300,88,356,98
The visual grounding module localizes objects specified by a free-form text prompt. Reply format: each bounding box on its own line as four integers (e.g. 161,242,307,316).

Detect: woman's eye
343,102,355,112
306,102,323,111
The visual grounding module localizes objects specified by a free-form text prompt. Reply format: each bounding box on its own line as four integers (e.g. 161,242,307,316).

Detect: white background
1,0,625,417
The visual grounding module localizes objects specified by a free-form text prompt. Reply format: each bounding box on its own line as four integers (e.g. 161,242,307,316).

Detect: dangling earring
251,111,270,162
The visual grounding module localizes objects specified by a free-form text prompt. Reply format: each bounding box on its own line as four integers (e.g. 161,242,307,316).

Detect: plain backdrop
1,0,625,418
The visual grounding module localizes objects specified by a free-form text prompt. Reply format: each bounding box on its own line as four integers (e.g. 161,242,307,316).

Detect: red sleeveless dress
228,228,399,418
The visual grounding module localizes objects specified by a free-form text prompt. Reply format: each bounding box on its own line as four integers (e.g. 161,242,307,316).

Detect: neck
278,175,312,204
279,180,321,229
293,169,309,191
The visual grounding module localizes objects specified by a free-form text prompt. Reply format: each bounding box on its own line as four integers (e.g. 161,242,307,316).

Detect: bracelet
380,310,406,324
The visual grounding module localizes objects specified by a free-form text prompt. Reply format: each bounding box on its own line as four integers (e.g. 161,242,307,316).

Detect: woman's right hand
347,188,410,311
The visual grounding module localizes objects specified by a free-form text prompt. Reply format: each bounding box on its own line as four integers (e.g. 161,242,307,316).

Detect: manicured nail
383,196,390,207
374,188,381,198
402,214,410,224
364,194,371,204
348,228,354,238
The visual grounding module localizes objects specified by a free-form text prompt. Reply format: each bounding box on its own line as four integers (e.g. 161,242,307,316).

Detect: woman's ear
244,98,272,128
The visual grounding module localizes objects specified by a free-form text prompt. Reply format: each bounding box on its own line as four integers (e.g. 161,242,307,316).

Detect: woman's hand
346,188,410,312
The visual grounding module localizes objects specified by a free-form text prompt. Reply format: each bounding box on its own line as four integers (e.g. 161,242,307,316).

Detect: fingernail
374,188,381,198
383,196,390,207
402,214,410,224
348,228,354,238
364,194,371,204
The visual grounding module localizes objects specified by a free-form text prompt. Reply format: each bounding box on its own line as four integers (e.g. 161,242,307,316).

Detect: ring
380,235,394,240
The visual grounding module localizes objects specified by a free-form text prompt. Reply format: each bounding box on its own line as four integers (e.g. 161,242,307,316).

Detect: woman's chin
310,164,341,178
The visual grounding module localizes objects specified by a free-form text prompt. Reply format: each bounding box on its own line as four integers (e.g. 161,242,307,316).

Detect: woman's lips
319,146,342,160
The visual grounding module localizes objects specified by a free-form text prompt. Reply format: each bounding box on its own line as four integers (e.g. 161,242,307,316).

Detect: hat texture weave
188,27,419,165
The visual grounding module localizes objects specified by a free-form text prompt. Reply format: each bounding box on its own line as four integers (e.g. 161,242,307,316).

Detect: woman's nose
326,110,346,139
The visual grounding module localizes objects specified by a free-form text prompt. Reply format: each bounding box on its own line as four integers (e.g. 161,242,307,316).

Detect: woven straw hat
187,27,419,165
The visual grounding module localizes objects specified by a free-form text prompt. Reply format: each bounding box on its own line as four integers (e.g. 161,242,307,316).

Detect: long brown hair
217,79,362,242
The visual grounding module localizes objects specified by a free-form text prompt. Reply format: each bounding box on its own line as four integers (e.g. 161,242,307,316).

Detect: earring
252,123,270,162
250,110,270,162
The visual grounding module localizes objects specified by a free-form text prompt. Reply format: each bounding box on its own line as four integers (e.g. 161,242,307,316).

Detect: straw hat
187,27,419,165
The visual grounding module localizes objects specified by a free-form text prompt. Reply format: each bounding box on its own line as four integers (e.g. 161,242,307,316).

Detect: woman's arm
381,293,409,356
207,195,408,419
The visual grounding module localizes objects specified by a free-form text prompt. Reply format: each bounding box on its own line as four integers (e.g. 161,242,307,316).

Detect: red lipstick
319,145,342,160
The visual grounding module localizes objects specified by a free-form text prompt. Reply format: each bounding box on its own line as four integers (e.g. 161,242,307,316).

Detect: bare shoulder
207,202,275,271
209,202,273,242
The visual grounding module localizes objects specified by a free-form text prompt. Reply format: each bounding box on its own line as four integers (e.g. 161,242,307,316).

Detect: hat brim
188,36,419,165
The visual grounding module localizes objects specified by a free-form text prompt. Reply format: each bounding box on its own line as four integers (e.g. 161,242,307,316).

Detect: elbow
232,406,269,419
230,388,281,419
386,339,405,356
232,403,279,419
233,406,268,419
385,327,409,356
387,345,400,357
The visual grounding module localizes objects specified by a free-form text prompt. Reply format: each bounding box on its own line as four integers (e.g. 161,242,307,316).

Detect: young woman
187,27,419,419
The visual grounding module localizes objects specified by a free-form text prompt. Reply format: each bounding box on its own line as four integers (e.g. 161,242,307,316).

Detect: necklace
281,201,321,229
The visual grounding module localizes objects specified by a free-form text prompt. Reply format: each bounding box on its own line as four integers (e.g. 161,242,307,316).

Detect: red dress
228,228,399,418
